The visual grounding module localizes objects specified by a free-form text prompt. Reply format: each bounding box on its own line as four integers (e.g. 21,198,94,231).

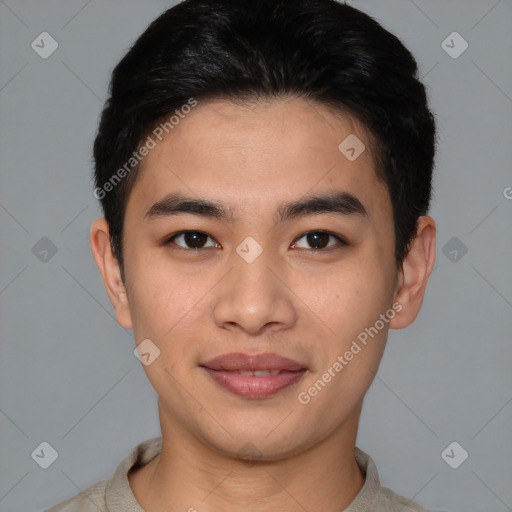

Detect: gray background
1,1,511,511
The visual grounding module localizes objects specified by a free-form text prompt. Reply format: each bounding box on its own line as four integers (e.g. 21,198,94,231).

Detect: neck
129,404,365,512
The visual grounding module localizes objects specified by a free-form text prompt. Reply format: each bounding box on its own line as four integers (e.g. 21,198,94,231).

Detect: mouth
199,352,308,399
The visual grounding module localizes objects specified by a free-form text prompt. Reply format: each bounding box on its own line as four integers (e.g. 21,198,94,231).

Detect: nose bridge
231,237,276,301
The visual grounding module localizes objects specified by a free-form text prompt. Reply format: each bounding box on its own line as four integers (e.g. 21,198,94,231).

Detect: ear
389,216,436,330
89,218,133,329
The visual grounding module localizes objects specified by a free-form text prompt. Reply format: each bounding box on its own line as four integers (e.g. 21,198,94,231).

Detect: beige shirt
45,437,435,512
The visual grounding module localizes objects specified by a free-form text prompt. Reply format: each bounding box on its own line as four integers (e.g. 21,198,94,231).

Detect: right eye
164,231,220,250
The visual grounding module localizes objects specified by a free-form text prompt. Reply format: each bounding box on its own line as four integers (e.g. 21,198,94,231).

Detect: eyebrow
144,191,368,223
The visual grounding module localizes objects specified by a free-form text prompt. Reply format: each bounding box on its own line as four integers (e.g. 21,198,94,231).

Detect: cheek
294,270,392,423
126,267,207,391
302,258,392,337
124,249,199,340
298,259,395,401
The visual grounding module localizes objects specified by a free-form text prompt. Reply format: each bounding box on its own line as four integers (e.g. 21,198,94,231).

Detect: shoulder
352,447,442,512
377,485,441,512
44,478,108,512
43,437,162,512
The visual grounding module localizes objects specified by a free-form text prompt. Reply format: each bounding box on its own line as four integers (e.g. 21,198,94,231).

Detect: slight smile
200,352,308,399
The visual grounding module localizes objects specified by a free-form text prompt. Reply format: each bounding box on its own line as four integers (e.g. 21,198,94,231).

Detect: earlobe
89,218,133,329
389,216,436,330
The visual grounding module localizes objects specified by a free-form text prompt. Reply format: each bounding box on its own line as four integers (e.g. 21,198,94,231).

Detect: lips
200,352,307,398
201,352,305,371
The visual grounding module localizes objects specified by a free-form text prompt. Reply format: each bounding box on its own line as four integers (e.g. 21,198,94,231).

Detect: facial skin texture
90,96,436,512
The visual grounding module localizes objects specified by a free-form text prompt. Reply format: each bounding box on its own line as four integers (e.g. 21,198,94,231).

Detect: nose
212,246,297,335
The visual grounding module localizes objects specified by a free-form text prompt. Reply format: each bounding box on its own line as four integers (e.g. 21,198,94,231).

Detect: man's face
120,97,399,459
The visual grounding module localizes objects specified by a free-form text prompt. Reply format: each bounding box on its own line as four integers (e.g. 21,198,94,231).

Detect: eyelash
163,230,348,252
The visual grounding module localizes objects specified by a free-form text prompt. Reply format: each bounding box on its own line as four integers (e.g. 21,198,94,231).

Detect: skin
90,96,436,512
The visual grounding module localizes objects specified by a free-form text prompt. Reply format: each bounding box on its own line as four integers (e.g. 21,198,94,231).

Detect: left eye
292,231,346,250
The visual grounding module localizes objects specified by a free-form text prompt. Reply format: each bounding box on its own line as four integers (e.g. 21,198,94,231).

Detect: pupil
186,232,206,248
308,232,328,249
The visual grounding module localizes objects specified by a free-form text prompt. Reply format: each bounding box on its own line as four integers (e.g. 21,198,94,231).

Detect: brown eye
292,231,346,250
166,231,218,249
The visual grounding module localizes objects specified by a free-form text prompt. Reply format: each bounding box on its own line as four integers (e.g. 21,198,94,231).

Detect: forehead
127,96,391,222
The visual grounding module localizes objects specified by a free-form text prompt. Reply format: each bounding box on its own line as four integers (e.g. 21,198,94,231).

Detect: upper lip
200,352,306,371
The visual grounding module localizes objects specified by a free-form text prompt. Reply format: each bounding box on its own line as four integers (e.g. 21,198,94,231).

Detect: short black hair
93,0,437,278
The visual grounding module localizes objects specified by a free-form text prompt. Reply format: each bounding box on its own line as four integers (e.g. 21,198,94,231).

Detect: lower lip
201,367,307,398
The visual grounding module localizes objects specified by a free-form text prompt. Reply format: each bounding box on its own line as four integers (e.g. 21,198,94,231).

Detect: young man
46,0,438,510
